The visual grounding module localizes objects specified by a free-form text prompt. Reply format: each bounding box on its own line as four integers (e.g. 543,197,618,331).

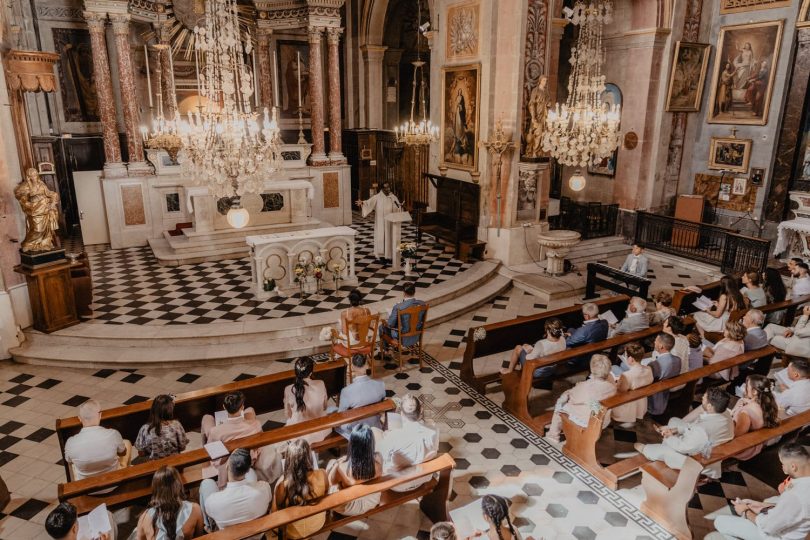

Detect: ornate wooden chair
330,313,380,381
381,303,430,371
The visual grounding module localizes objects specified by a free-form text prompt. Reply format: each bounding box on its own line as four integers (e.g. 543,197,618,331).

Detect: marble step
169,219,323,248
148,237,249,266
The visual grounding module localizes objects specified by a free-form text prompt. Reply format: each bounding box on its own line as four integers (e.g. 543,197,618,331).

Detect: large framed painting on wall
52,28,99,124
665,41,711,112
440,63,480,171
588,83,621,177
706,20,784,126
276,40,310,120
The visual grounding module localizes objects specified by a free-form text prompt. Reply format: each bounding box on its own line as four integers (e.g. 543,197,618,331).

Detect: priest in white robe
356,183,401,263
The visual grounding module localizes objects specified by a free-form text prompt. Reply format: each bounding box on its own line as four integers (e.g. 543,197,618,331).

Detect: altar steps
10,260,510,369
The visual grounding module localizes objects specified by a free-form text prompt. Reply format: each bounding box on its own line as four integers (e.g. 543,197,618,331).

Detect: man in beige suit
765,305,810,358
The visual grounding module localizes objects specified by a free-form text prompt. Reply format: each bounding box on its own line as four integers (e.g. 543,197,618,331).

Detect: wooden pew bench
198,453,455,540
558,347,777,490
461,295,631,394
639,409,810,540
60,400,396,514
672,281,722,317
55,360,347,479
704,294,809,343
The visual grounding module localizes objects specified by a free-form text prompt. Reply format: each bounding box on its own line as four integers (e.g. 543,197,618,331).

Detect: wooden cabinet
15,262,79,333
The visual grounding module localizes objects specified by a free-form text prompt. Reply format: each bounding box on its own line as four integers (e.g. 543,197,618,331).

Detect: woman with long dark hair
731,374,779,460
480,494,523,540
763,267,788,324
283,356,330,444
136,466,204,539
135,395,189,462
327,424,382,516
272,439,329,539
694,275,746,336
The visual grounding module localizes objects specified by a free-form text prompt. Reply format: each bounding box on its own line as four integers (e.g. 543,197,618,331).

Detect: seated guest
135,394,189,462
620,244,648,277
533,303,609,380
500,318,565,375
708,443,810,540
272,439,329,540
703,320,746,381
608,296,649,337
741,309,768,351
337,354,386,434
635,387,734,479
284,356,330,444
765,304,810,358
341,289,372,335
478,494,535,540
762,267,788,324
791,261,810,300
775,358,810,417
546,355,617,443
647,333,682,416
686,332,704,372
741,270,767,308
612,343,654,425
649,291,674,326
135,466,205,540
199,448,271,532
380,281,426,348
327,424,382,516
430,522,457,540
46,502,116,540
663,316,690,374
379,394,439,491
64,399,131,482
731,375,778,461
694,275,745,336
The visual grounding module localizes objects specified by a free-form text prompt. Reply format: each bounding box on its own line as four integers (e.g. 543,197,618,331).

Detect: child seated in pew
326,424,383,516
703,320,746,381
500,318,566,375
546,355,617,444
730,375,779,461
272,439,329,540
471,494,536,540
135,466,205,540
134,394,189,463
612,342,654,426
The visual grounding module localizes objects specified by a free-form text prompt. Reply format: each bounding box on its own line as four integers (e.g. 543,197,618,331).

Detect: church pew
55,360,347,479
671,281,722,316
638,408,810,540
58,399,396,515
197,453,455,539
559,346,777,490
703,294,810,343
461,295,631,394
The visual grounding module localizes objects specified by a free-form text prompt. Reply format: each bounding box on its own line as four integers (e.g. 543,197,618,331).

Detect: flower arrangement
313,255,326,281
294,262,310,283
398,242,417,259
473,326,487,342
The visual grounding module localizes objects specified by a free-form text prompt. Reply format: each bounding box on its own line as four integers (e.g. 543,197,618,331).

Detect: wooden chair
381,303,429,371
329,313,380,380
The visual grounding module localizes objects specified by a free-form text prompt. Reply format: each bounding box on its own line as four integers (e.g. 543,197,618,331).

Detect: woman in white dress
501,318,566,375
135,466,204,540
694,275,746,336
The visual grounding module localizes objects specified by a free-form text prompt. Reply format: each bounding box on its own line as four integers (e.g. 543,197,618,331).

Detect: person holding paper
199,448,271,531
45,502,116,540
136,466,204,539
693,276,746,336
478,494,534,540
765,304,810,358
500,318,566,375
379,394,439,492
64,399,131,483
134,394,189,462
612,342,654,425
608,297,650,337
774,358,810,417
326,424,383,516
620,244,649,277
429,522,458,540
355,182,401,264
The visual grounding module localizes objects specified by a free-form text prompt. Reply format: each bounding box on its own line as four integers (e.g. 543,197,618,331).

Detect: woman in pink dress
283,356,331,444
731,374,779,460
703,319,746,380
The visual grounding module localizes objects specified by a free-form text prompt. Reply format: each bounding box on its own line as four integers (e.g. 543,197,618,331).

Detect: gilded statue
14,168,60,252
524,76,549,158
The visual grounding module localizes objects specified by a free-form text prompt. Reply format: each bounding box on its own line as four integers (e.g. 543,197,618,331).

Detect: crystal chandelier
141,45,183,164
394,0,438,146
542,0,621,168
177,0,282,203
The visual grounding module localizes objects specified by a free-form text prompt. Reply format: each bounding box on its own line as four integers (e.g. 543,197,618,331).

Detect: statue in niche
14,168,60,252
524,76,549,158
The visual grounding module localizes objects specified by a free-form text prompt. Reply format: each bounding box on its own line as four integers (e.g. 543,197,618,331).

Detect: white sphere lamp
568,170,586,192
226,202,250,229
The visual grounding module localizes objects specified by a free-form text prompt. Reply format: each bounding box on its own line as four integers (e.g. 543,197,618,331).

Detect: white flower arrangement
319,327,334,342
473,327,487,342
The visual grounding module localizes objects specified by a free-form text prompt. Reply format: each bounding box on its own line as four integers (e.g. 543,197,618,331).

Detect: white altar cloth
774,217,810,256
185,179,315,214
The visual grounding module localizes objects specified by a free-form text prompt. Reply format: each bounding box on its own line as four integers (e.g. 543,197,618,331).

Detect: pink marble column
110,14,144,164
307,27,328,165
156,22,177,119
257,28,274,109
84,11,122,165
326,27,344,163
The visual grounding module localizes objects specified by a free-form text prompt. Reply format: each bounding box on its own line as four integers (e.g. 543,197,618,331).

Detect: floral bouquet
313,255,326,281
294,262,309,283
398,242,418,260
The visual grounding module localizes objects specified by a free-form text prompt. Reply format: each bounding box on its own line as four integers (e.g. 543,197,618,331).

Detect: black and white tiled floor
85,215,470,325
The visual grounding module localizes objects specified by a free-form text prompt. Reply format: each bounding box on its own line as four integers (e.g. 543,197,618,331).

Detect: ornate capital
4,50,59,93
257,26,273,39
308,26,324,43
326,26,343,45
83,11,107,31
109,13,131,35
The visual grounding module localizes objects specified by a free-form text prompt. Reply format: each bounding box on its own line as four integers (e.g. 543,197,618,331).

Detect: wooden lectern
673,194,705,248
14,261,79,333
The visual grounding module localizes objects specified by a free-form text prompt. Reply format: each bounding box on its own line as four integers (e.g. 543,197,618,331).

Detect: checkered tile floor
85,214,470,325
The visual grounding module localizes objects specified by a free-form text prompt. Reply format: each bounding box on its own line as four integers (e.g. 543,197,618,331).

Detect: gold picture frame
800,0,810,27
440,63,481,171
706,20,784,126
446,0,480,61
720,0,790,14
708,136,753,173
665,41,711,112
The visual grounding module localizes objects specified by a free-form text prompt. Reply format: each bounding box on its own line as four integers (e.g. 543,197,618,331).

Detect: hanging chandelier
177,0,282,204
141,45,183,164
394,0,438,146
542,0,621,168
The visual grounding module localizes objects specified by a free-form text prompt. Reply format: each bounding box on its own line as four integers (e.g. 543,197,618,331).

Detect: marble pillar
257,28,274,109
84,11,123,170
326,27,344,163
110,14,145,167
156,22,177,120
361,44,387,128
307,27,328,165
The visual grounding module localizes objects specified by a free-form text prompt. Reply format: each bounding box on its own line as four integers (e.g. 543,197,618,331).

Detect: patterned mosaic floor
84,215,470,325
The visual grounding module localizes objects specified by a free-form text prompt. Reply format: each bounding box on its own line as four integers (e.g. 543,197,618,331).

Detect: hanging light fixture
141,45,183,164
176,0,282,229
394,0,438,146
568,170,586,192
542,1,621,168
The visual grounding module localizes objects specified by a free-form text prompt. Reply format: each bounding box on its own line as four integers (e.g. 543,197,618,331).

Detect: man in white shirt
775,358,810,417
380,394,439,492
199,448,272,532
64,400,130,482
708,443,810,540
609,296,650,337
790,262,810,300
620,244,649,277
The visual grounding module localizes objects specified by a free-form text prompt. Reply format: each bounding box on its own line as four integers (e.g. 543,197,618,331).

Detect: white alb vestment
361,191,401,259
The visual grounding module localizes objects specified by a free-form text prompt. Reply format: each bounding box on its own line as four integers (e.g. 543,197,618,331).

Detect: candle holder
297,107,307,144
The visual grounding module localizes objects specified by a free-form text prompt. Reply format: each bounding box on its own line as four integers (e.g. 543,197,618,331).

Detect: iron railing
634,211,771,274
551,198,619,239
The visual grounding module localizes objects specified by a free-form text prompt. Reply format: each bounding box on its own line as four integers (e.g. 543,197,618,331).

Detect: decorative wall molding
720,0,790,14
34,5,83,21
520,0,549,159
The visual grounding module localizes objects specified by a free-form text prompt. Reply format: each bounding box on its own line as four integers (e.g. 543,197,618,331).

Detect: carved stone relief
445,1,479,61
520,0,548,160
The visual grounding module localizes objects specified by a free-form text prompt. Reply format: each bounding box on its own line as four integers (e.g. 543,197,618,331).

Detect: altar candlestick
144,44,153,108
296,51,302,108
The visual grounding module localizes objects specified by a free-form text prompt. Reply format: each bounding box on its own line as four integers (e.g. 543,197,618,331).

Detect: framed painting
708,136,752,173
720,0,790,14
588,83,621,177
440,63,480,171
52,28,99,123
665,41,711,112
707,20,784,126
276,40,310,120
446,0,480,61
800,0,810,27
